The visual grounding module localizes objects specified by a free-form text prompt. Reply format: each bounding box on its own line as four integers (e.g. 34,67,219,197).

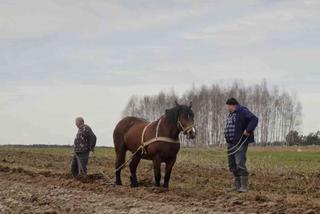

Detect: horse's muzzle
186,127,196,139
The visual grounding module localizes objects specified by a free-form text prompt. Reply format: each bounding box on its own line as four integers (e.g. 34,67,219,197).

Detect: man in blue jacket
224,98,258,192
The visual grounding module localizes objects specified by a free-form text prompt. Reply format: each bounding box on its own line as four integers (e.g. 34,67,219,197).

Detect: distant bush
285,131,320,146
303,131,320,145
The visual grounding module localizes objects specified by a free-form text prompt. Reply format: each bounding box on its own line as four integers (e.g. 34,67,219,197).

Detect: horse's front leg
163,157,176,188
129,154,141,188
153,156,161,187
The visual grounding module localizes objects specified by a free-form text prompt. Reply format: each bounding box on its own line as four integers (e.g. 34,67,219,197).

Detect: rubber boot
226,176,241,192
238,176,249,193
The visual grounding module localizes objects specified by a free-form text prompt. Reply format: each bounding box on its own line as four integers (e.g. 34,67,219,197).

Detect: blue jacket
229,105,259,144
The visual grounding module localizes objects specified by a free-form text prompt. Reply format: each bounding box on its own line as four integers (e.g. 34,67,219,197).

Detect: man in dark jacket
224,98,258,192
71,117,97,178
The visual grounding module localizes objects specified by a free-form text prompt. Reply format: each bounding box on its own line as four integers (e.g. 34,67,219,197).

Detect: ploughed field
0,146,319,214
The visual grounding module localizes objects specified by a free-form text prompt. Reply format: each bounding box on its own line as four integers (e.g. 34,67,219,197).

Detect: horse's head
165,101,196,139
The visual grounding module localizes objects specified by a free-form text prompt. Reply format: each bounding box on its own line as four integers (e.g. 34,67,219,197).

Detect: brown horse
113,101,196,188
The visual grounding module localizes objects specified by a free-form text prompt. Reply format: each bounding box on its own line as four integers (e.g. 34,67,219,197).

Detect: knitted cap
226,98,239,105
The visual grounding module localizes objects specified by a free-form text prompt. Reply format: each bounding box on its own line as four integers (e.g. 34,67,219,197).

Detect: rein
213,135,249,158
226,135,249,156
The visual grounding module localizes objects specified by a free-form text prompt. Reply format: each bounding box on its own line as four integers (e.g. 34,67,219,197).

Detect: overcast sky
0,0,319,146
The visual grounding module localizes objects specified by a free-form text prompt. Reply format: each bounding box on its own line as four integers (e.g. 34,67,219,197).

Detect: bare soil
0,148,319,214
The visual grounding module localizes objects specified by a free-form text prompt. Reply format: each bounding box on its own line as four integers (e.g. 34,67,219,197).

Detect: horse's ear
189,101,193,108
175,100,180,107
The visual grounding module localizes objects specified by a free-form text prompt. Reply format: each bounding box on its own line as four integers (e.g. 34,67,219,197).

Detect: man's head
75,117,85,128
226,98,239,113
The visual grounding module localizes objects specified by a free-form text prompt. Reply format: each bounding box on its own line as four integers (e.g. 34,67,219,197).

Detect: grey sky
0,0,319,146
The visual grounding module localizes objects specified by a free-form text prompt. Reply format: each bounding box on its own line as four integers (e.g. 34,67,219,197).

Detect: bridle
177,118,195,134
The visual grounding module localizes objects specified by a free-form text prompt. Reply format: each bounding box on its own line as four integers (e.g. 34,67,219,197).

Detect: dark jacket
74,125,97,153
229,105,259,144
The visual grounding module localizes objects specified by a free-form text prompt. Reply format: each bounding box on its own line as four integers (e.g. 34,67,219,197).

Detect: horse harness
140,118,180,154
114,118,194,172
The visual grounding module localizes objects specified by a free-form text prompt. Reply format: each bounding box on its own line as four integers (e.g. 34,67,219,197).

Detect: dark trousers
227,142,249,177
71,151,89,177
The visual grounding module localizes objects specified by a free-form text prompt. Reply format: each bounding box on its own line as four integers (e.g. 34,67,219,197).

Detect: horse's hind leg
163,157,176,188
115,147,126,185
153,156,161,187
129,154,141,188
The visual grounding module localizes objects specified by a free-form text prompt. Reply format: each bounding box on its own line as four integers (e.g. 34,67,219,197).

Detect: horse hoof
163,184,169,188
115,181,122,186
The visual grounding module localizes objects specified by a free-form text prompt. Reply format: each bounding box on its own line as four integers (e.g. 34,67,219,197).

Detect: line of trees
122,80,302,146
286,130,320,146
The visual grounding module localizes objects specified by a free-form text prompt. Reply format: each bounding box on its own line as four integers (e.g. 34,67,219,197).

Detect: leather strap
140,119,180,154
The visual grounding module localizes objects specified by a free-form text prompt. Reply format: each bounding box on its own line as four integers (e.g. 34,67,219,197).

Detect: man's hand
243,130,250,137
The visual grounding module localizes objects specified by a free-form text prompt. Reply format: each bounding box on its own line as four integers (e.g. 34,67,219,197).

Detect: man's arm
88,127,97,151
88,128,97,151
244,110,259,133
83,126,97,151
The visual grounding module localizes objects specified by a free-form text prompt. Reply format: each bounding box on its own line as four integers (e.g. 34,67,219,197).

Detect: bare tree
122,81,302,146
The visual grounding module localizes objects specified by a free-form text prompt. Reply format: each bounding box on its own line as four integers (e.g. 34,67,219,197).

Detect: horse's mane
165,105,194,124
